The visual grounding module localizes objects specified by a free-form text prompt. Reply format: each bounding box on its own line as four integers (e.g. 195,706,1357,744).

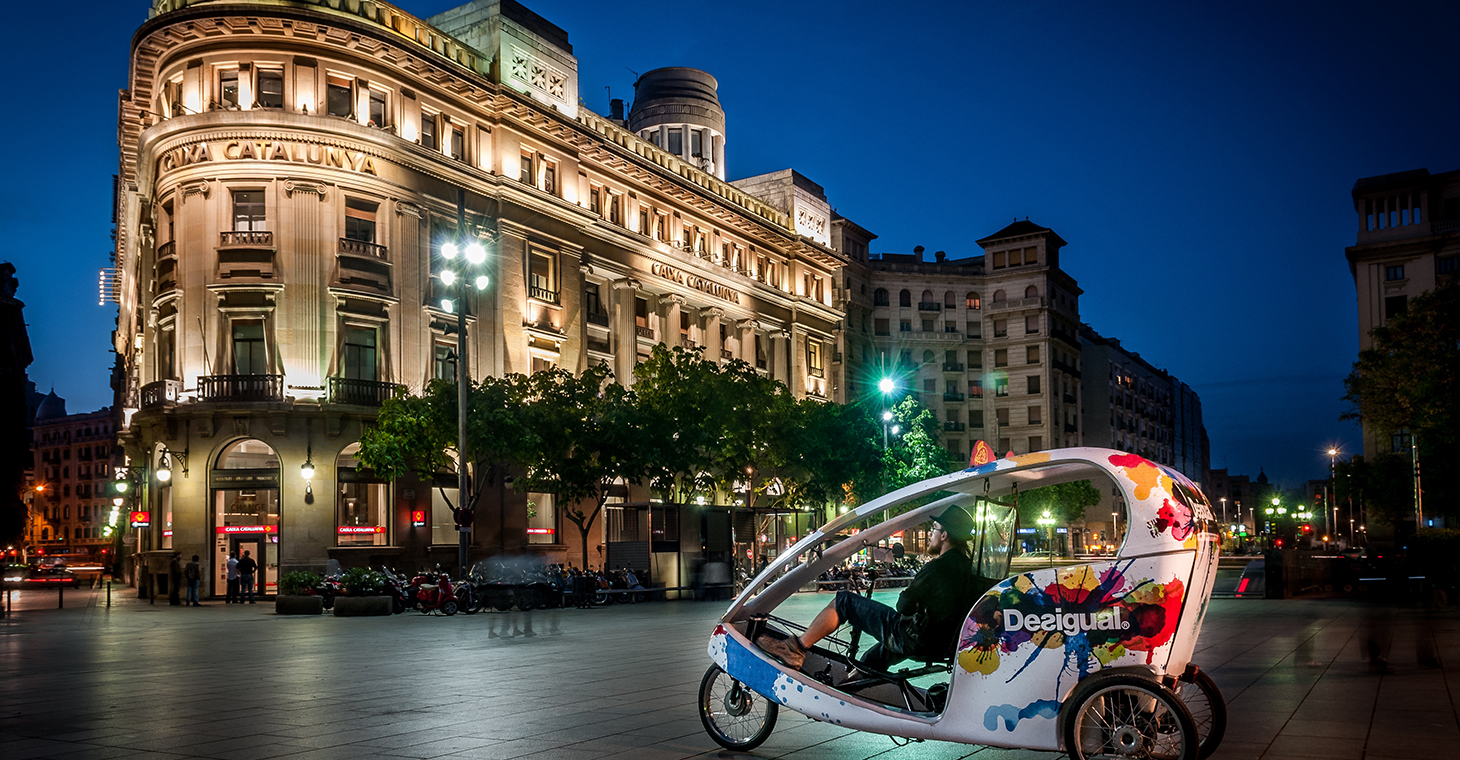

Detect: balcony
156,240,176,261
808,365,824,378
917,302,942,312
943,391,966,403
586,311,609,327
756,358,767,370
338,238,388,260
942,362,964,373
529,284,560,304
328,377,404,406
140,379,181,409
1053,359,1081,378
944,421,966,432
989,296,1046,313
197,374,284,403
1064,393,1077,404
636,325,655,340
219,230,274,248
722,348,735,360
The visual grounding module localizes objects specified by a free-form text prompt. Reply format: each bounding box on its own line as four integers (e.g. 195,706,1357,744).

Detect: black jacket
236,557,258,575
895,549,995,658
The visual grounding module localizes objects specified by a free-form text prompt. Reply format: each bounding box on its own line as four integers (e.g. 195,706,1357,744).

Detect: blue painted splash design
983,699,1061,731
723,634,787,703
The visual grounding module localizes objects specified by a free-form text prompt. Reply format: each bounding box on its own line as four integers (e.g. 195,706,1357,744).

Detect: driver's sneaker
756,634,805,670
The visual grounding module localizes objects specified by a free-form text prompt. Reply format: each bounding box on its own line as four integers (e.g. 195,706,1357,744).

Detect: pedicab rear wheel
1062,674,1198,760
699,664,778,751
1174,668,1226,759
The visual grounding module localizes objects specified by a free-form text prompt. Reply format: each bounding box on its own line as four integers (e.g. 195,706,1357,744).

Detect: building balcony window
140,379,182,409
338,238,389,260
586,337,612,355
944,421,966,432
942,362,964,373
808,365,824,378
636,325,655,340
156,240,177,261
197,374,284,403
327,377,403,406
529,284,560,304
219,230,274,248
943,391,966,402
756,358,767,370
586,311,609,327
917,302,942,312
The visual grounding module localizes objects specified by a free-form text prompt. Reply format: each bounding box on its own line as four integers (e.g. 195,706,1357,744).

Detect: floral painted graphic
957,561,1186,690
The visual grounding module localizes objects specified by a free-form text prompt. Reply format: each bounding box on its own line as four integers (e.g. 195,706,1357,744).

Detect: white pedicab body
703,447,1220,754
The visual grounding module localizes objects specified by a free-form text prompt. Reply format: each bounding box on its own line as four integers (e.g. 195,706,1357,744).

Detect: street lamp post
1327,447,1339,545
1037,510,1056,567
439,189,490,579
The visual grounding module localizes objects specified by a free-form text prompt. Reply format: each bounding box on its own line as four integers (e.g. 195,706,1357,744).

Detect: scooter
410,567,461,615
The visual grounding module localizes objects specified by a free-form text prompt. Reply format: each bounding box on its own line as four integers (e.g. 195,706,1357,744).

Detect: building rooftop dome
35,390,67,421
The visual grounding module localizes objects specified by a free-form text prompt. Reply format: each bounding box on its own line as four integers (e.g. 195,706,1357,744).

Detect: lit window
231,320,267,375
542,160,557,194
433,343,455,380
528,249,558,303
219,69,239,108
449,125,464,160
231,190,266,231
520,151,533,182
341,327,378,382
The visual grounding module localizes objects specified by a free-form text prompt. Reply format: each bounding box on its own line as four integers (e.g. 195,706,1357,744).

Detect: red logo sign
215,525,278,534
526,528,554,535
411,510,427,527
129,511,151,527
971,440,995,467
336,526,385,535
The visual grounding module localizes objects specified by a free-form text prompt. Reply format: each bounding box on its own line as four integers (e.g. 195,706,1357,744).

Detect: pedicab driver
758,504,995,672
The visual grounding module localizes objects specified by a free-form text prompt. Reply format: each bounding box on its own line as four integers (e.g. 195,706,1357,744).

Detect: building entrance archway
211,439,280,597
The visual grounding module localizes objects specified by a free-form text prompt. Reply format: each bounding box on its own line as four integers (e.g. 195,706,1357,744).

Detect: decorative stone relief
181,181,210,199
283,179,327,198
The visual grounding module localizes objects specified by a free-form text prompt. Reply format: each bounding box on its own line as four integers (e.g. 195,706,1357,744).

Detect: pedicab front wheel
1174,668,1226,759
1062,674,1199,760
699,664,778,751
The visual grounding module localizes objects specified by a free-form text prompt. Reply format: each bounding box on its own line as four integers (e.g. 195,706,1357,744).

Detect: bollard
107,580,112,608
58,584,64,609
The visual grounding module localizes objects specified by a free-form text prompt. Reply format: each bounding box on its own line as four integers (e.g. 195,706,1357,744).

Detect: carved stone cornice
611,277,641,291
658,293,686,307
394,201,424,219
283,179,327,198
701,306,725,321
180,181,209,199
736,319,761,331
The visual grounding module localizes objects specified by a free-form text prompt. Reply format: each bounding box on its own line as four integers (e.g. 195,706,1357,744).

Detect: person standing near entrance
184,555,202,606
237,550,258,604
168,552,183,606
225,551,240,603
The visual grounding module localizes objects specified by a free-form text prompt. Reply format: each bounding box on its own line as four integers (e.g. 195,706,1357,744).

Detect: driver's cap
935,505,975,539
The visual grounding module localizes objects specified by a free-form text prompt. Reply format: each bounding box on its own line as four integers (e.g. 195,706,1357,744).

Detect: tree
771,398,884,513
1342,279,1460,518
516,364,645,569
1013,480,1102,526
1335,454,1415,529
882,395,948,494
632,345,725,504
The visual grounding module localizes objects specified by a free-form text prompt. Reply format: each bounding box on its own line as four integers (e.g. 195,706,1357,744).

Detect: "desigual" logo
1003,607,1130,635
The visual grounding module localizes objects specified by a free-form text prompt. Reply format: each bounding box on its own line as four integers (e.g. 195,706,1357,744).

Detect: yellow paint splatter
1058,566,1101,594
959,648,1001,676
1008,452,1052,466
1120,460,1170,501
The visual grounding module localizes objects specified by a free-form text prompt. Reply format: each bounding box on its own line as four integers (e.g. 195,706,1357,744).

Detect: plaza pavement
1,585,1457,760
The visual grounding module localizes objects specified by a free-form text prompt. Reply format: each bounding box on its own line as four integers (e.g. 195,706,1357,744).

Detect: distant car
5,564,82,589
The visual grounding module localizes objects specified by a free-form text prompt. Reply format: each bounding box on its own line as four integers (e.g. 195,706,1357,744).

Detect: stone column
770,330,789,386
612,278,640,383
736,319,758,364
703,307,724,362
661,294,684,349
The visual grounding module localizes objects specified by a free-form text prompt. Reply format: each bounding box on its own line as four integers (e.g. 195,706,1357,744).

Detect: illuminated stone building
1345,167,1460,460
840,220,1085,463
112,0,848,594
31,401,116,562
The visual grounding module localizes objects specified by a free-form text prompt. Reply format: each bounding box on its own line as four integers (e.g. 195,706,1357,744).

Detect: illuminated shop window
528,493,557,544
337,443,389,547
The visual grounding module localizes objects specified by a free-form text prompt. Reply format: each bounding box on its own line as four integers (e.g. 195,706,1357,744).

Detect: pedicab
699,447,1226,760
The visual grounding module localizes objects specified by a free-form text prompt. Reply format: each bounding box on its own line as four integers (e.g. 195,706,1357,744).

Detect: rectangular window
1439,255,1457,275
668,130,683,155
608,193,621,224
450,126,464,160
691,130,703,158
368,88,387,126
589,186,602,215
1384,295,1407,320
1386,265,1405,281
874,318,890,335
900,320,912,332
231,190,265,231
1024,247,1038,265
528,248,558,301
342,326,377,381
1029,435,1043,451
996,407,1010,426
421,112,438,149
337,447,388,546
1027,345,1040,364
654,212,667,241
969,409,984,427
969,350,983,369
968,321,982,338
1028,406,1042,425
921,318,934,332
327,75,353,117
219,69,239,108
994,319,1007,337
994,349,1008,367
1028,375,1042,394
232,320,267,374
585,283,604,319
256,69,283,109
1026,315,1039,334
520,151,534,182
433,343,455,380
807,342,823,374
995,377,1009,397
542,160,557,194
639,207,649,235
992,251,1006,269
923,378,937,393
344,198,378,243
528,493,557,544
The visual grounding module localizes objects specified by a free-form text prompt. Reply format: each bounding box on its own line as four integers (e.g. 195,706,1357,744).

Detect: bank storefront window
337,443,389,546
528,493,556,544
211,439,281,597
431,482,461,546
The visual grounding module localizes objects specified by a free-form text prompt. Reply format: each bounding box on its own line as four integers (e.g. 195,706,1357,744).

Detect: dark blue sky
5,0,1456,488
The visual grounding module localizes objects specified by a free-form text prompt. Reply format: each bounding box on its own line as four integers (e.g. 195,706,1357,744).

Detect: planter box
333,596,393,617
275,595,324,615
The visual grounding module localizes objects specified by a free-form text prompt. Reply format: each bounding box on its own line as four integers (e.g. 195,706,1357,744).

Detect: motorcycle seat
419,584,437,591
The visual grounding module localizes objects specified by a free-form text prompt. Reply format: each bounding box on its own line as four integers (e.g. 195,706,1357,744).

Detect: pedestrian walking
168,551,183,606
237,550,258,604
184,555,202,606
225,551,239,603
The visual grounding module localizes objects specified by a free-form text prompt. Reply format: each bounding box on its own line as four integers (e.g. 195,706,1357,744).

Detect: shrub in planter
333,567,391,616
340,567,386,596
280,570,321,596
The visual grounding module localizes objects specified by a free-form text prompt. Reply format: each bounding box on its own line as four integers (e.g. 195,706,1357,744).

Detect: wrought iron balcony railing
197,374,284,403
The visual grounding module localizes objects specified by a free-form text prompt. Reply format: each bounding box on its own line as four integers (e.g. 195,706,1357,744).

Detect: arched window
993,290,1007,303
922,350,935,363
874,288,889,306
1025,285,1039,299
944,291,957,308
41,527,49,541
898,289,912,307
966,291,981,310
921,289,934,304
217,439,280,469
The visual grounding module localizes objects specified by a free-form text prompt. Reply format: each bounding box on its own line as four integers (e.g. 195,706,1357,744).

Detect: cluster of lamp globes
437,241,490,314
1262,497,1315,521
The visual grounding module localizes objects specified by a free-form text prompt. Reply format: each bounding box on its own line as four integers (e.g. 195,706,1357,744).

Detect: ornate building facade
30,402,116,562
113,0,848,595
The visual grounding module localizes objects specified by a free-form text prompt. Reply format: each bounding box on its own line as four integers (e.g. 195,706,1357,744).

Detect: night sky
4,0,1456,488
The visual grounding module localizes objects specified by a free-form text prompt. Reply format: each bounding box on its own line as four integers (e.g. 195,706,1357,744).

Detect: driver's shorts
835,590,909,667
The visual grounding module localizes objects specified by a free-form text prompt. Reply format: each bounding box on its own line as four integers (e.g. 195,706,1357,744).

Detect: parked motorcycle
408,566,461,615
